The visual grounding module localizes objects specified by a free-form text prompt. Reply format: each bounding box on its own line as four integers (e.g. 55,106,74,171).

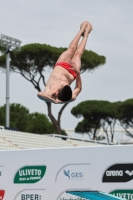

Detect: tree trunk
93,128,97,140
46,102,61,134
46,102,68,135
52,119,62,135
105,132,110,144
111,134,113,143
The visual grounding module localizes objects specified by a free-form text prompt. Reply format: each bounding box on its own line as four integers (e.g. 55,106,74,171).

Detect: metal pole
6,47,10,128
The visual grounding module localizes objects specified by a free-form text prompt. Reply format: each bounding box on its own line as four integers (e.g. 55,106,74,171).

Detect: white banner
0,145,133,200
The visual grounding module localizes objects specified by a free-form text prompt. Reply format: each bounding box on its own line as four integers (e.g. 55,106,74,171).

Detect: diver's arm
37,92,56,103
71,73,82,101
37,92,65,104
67,60,82,101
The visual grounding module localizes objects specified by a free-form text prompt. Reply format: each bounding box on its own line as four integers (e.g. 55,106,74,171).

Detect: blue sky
0,0,133,129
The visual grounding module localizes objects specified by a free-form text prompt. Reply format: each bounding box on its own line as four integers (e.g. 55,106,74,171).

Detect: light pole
0,34,21,128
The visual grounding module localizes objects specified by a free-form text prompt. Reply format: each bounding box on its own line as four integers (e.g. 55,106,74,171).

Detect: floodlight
2,41,7,46
7,42,12,47
0,33,22,128
1,34,21,51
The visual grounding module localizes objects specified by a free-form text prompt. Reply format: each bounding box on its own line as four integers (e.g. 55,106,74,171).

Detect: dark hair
58,85,72,101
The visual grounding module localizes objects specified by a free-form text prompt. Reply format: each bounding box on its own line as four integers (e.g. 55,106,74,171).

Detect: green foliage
75,119,98,133
0,45,5,54
0,107,5,125
61,129,67,136
116,99,133,136
71,100,114,126
10,44,66,71
0,103,55,134
81,50,106,72
0,103,29,131
71,99,133,141
72,100,119,142
0,44,66,71
116,99,133,121
26,112,55,134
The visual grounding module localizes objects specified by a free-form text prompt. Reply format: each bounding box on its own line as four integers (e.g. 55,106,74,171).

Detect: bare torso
44,65,75,94
38,62,81,104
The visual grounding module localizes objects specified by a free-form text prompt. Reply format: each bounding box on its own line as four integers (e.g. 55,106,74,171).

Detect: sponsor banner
102,164,133,182
15,189,45,200
0,145,133,199
59,197,86,200
14,166,46,184
63,169,84,180
58,191,86,200
110,190,133,200
0,190,5,200
56,164,90,182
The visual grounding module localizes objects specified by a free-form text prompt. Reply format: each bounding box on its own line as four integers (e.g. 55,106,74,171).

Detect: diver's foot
84,22,92,35
80,21,88,37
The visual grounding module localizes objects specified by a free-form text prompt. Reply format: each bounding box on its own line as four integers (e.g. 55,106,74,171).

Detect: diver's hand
67,60,80,74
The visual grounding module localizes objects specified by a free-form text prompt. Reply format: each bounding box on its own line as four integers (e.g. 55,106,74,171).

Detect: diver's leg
56,21,88,62
71,22,92,70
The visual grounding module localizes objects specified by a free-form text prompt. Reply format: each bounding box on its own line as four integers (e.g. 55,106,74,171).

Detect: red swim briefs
54,62,76,79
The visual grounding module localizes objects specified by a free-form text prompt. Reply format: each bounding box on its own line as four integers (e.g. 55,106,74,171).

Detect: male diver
38,21,92,104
